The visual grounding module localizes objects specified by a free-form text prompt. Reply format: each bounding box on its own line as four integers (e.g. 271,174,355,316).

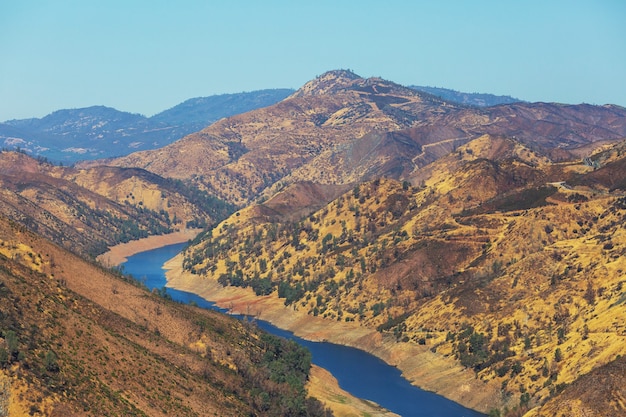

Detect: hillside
180,135,626,416
0,89,292,163
0,151,233,257
93,71,626,208
150,89,294,133
84,70,461,205
0,215,332,416
3,70,626,416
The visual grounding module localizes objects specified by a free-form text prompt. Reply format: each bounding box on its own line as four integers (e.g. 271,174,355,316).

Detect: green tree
554,347,563,362
44,350,59,372
0,348,8,367
4,331,18,361
520,392,531,408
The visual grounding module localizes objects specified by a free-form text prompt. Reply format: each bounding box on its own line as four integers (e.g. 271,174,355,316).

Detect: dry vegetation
0,217,331,416
4,70,626,416
0,151,233,257
182,135,626,416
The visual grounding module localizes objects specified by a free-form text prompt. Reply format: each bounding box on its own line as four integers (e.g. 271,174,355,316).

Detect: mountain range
1,69,625,416
87,70,626,208
1,83,521,165
0,89,293,163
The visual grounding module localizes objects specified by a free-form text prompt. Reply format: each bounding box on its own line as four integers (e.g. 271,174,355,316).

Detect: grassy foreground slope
0,216,330,416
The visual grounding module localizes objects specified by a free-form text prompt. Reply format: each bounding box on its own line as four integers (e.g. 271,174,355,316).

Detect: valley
1,69,626,416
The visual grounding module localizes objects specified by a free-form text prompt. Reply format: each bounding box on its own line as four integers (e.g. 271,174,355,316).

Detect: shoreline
96,229,202,266
101,232,400,416
164,252,500,414
102,236,498,414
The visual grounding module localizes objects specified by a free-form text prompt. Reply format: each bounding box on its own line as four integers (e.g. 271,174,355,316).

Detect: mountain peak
290,69,424,101
290,69,363,98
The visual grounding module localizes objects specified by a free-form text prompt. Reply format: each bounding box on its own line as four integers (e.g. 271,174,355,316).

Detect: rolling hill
0,214,331,416
0,150,233,257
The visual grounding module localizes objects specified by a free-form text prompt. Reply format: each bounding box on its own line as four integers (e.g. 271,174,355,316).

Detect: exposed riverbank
164,252,499,414
96,229,202,266
100,234,497,414
306,366,400,417
100,233,398,416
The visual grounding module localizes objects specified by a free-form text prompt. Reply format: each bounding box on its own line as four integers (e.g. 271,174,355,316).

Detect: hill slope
0,215,331,416
0,151,233,257
93,71,626,208
180,135,626,415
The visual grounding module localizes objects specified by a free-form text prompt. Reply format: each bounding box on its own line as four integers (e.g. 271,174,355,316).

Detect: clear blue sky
1,0,625,120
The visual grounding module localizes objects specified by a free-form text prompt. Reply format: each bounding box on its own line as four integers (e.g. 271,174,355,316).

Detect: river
121,242,484,417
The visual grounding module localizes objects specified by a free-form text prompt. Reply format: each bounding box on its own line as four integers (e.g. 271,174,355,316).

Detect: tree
584,281,596,305
520,392,531,408
44,350,59,372
4,331,18,361
0,349,8,367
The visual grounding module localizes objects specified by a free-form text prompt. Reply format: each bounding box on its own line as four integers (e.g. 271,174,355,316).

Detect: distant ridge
0,89,293,163
410,85,522,107
150,89,295,133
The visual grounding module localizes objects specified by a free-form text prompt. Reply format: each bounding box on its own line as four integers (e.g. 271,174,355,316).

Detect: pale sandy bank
307,366,400,417
96,229,202,266
99,232,499,414
164,252,501,414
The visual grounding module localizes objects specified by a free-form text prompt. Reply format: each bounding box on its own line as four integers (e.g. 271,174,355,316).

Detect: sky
1,0,625,121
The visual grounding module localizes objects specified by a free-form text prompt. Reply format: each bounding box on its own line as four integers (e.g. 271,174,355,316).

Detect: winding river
121,243,484,417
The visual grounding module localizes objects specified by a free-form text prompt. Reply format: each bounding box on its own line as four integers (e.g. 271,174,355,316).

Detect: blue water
121,243,484,417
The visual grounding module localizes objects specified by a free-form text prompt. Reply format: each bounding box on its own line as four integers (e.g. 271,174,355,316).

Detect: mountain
4,70,626,415
151,89,295,133
0,89,293,163
410,85,522,106
82,70,463,205
92,70,625,414
93,70,626,208
181,136,626,415
0,150,234,257
0,215,330,416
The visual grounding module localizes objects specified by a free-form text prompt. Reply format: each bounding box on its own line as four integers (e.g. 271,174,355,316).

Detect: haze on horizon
1,0,625,121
